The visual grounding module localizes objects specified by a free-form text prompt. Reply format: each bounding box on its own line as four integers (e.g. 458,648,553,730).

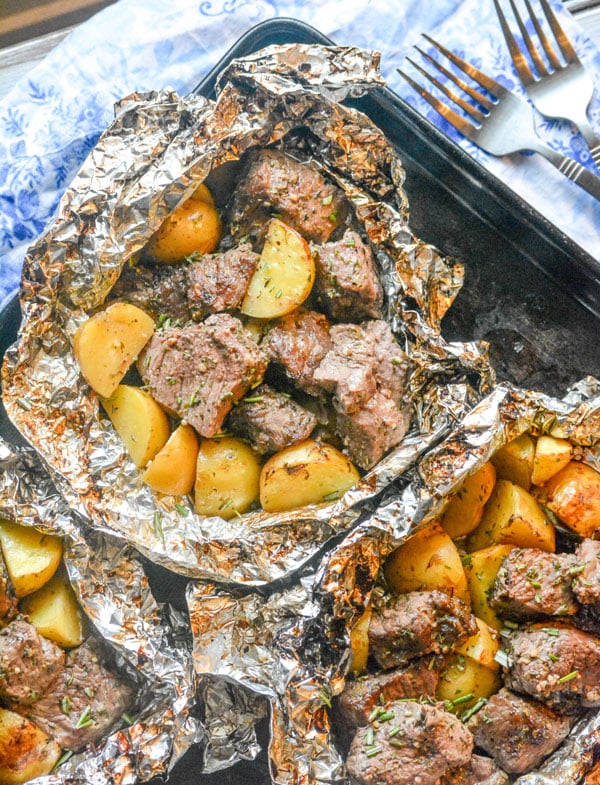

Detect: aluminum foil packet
0,435,203,784
187,379,600,785
2,43,492,586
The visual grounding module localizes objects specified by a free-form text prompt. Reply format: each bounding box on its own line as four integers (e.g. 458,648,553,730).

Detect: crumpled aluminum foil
0,436,201,784
2,44,492,585
187,380,600,785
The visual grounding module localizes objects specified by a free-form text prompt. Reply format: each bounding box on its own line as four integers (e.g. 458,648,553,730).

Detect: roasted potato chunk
349,605,372,676
142,423,199,496
441,461,496,539
194,436,261,519
73,302,155,399
531,435,573,486
455,616,500,671
491,434,535,490
0,708,61,784
436,654,502,710
538,461,600,538
0,520,62,598
20,567,85,648
463,544,514,631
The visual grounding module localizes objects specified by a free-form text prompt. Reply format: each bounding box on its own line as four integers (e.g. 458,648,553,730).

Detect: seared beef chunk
0,550,17,626
440,754,508,785
110,262,191,324
140,314,267,438
312,229,384,321
226,383,317,454
27,638,135,751
572,538,600,606
466,688,571,774
368,591,477,670
346,700,473,785
489,548,579,620
314,321,411,469
0,618,64,707
188,243,258,318
336,658,440,733
503,623,600,713
263,309,332,397
228,149,348,244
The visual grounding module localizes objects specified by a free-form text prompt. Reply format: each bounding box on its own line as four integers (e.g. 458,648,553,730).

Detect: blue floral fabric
1,0,599,305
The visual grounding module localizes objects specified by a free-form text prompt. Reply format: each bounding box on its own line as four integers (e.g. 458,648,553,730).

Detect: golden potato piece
0,520,62,598
101,384,170,468
490,434,535,490
466,480,555,553
144,189,221,263
20,568,85,648
531,435,573,486
142,424,199,496
259,439,359,513
441,461,496,539
539,461,600,538
349,605,372,676
194,436,261,519
0,708,61,784
384,522,470,604
74,302,155,398
436,654,502,710
241,218,315,319
455,617,500,671
463,544,514,631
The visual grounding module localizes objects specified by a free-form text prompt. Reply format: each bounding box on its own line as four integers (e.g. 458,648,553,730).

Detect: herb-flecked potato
455,616,500,671
142,423,199,496
20,567,85,649
0,520,62,598
348,605,372,675
441,461,496,539
463,544,514,631
0,708,61,785
194,436,262,519
490,434,535,490
531,435,573,486
436,654,502,710
537,461,600,538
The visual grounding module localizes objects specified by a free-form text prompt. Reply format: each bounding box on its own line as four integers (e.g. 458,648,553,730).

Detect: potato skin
0,707,61,784
0,520,62,598
538,461,600,538
144,190,221,263
441,461,496,539
194,437,261,519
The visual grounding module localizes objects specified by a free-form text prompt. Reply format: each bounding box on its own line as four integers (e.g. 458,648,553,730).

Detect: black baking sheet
0,16,599,785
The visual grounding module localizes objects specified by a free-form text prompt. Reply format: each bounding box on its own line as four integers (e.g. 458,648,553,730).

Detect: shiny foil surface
187,381,600,785
2,44,492,585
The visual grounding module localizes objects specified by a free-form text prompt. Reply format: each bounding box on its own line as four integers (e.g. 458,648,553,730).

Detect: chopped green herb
75,706,94,729
153,511,165,546
60,696,72,715
460,698,487,722
174,503,189,516
557,670,579,684
16,397,33,411
365,745,382,758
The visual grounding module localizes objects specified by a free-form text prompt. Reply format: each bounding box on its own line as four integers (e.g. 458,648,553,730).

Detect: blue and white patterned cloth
1,0,599,306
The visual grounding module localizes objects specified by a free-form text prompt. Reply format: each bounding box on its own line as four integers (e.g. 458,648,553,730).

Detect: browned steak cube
312,229,384,322
440,754,509,785
263,308,332,397
368,591,477,670
187,243,259,319
489,548,579,621
466,688,571,774
572,538,600,606
0,618,65,707
226,383,317,454
109,262,191,324
346,700,473,785
229,148,348,243
503,623,600,714
139,314,267,438
0,550,17,627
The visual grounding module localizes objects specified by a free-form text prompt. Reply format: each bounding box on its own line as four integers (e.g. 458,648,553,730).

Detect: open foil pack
2,44,492,585
188,380,600,785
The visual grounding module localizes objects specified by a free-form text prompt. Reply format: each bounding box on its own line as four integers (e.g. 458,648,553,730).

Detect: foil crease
186,382,600,785
0,437,201,784
3,44,491,585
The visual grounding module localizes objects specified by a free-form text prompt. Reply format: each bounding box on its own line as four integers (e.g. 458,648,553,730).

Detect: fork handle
577,120,600,171
537,145,600,200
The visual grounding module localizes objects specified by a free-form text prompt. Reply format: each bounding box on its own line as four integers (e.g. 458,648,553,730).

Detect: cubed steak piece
440,754,509,785
188,243,259,319
109,262,191,324
346,700,473,785
368,591,477,670
335,657,440,733
571,538,600,606
0,550,17,626
139,314,267,438
28,638,135,751
263,309,332,398
229,148,348,244
312,229,384,322
0,618,65,707
503,623,600,714
226,383,317,454
466,688,571,774
489,548,579,621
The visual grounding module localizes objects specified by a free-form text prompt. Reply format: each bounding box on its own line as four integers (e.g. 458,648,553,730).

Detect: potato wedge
144,188,221,263
0,520,62,598
538,461,600,538
384,522,470,604
455,617,500,671
142,424,199,496
531,435,573,486
349,605,372,675
490,434,535,490
466,480,555,553
441,461,497,539
436,654,502,710
101,384,170,468
194,436,261,519
0,708,61,784
241,218,315,319
259,439,359,513
20,568,85,648
463,544,514,631
74,302,155,398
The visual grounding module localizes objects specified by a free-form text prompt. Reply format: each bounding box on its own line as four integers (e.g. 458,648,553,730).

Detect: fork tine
406,55,488,124
538,0,578,63
523,0,562,70
493,0,537,83
414,47,495,111
397,68,477,141
421,34,505,99
508,0,552,76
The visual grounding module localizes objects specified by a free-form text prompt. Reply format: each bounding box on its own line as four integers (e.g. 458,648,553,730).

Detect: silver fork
494,0,600,168
398,34,600,200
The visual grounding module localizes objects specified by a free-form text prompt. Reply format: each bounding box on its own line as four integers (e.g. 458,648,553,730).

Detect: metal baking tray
1,16,599,785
